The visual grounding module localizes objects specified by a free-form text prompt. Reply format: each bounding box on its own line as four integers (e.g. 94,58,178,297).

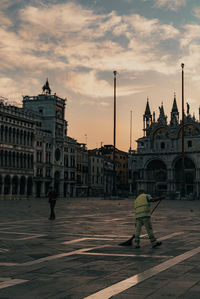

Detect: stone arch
54,171,60,194
8,127,12,143
27,177,33,196
16,129,19,144
20,176,26,195
12,176,18,195
23,153,26,168
4,126,8,142
20,130,23,145
0,175,2,194
20,152,23,168
16,152,19,168
4,175,11,195
31,132,34,146
12,151,16,167
0,149,3,166
27,132,30,146
0,125,3,141
145,159,167,194
31,154,34,168
8,151,11,166
24,131,26,145
13,127,16,143
173,157,196,195
153,127,169,140
5,150,8,166
178,123,200,137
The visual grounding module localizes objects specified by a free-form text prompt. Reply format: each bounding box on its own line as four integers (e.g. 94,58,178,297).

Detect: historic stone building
130,95,200,199
99,145,129,195
0,80,83,199
0,101,34,199
23,79,67,198
88,150,104,196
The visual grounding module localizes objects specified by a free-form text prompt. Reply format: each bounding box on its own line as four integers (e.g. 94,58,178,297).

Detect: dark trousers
49,200,56,220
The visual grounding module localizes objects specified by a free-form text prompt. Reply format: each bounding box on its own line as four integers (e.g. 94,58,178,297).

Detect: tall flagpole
181,63,185,197
129,110,132,151
113,71,117,196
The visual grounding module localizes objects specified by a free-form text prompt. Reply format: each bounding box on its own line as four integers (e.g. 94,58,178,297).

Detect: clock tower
23,79,67,196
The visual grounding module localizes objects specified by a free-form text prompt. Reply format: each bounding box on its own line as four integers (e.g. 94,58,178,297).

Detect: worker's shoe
152,241,162,248
135,245,140,249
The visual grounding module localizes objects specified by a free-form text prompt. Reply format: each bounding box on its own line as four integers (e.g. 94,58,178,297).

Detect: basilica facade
130,95,200,199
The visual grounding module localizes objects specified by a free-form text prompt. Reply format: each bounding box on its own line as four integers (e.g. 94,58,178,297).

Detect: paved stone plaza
0,198,200,298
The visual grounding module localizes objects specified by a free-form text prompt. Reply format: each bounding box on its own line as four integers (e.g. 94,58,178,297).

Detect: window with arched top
161,142,165,149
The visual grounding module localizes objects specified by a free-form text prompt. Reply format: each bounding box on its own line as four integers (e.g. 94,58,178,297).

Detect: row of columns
0,175,33,197
0,150,34,169
0,126,34,146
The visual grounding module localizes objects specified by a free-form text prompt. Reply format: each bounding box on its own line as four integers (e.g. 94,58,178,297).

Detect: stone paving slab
0,198,200,298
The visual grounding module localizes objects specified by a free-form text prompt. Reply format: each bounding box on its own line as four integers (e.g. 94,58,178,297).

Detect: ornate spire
171,93,178,113
143,98,152,137
158,102,167,124
144,97,151,116
42,78,51,95
170,93,179,126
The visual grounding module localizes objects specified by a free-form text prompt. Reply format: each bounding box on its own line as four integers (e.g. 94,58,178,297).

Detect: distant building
99,145,129,195
88,149,104,196
76,143,88,197
129,95,200,199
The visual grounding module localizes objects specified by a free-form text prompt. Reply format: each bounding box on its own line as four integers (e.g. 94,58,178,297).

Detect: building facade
99,145,129,195
0,80,130,199
130,96,200,199
0,80,82,199
0,101,34,199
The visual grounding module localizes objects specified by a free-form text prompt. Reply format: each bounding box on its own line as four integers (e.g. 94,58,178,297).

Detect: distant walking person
47,187,58,220
134,189,164,248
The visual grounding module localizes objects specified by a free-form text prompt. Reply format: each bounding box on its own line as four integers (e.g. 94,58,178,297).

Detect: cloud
154,0,186,10
193,6,200,18
0,77,21,100
66,70,148,98
0,1,183,101
180,24,200,47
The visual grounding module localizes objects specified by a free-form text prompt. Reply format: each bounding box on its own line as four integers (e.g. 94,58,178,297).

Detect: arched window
4,175,11,195
24,154,26,168
24,131,26,145
12,176,18,195
27,177,33,196
16,152,19,168
20,176,26,195
13,128,16,143
0,175,2,194
9,127,12,143
161,142,165,149
5,150,8,166
20,153,23,168
13,152,16,167
16,129,19,144
20,130,23,145
8,151,11,166
27,132,30,146
5,126,8,142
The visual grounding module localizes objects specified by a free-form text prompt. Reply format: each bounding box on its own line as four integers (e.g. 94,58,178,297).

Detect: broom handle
151,199,162,215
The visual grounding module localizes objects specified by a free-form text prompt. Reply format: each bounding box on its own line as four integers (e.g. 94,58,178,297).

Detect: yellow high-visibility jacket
134,193,151,219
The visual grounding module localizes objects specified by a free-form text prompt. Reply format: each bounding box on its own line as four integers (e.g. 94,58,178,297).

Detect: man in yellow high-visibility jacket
134,189,164,249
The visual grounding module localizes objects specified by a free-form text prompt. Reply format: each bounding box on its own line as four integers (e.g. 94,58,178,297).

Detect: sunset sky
1,0,200,151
